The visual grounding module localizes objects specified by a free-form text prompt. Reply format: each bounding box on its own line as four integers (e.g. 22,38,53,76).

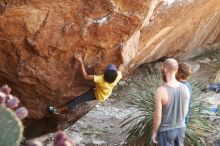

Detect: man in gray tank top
151,58,190,146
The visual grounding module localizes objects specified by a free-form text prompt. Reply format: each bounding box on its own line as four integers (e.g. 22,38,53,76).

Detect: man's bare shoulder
155,86,167,98
156,86,167,94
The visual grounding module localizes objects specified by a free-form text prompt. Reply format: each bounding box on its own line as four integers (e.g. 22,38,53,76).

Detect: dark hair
104,70,118,83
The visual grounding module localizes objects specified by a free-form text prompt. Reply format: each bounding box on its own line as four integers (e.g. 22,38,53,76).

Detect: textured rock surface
0,0,220,137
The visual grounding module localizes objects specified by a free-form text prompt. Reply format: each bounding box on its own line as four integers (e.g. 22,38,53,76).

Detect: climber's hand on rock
74,53,83,63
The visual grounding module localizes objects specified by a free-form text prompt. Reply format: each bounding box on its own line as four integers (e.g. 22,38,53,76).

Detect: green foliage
209,50,220,83
121,70,220,146
0,105,23,146
121,72,161,145
209,50,220,68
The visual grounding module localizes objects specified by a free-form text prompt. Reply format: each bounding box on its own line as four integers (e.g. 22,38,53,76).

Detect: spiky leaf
121,68,220,146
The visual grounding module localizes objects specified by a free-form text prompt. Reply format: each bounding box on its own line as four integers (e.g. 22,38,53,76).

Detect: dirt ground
29,54,220,146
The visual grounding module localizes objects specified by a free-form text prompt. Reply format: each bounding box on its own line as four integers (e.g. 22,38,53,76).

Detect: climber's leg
67,88,96,109
48,105,70,114
48,88,96,114
48,106,60,114
58,106,69,113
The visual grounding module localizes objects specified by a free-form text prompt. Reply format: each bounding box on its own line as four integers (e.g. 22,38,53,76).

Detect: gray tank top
159,83,188,132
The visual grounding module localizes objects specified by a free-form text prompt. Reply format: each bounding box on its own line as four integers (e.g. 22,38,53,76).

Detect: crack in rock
33,11,50,40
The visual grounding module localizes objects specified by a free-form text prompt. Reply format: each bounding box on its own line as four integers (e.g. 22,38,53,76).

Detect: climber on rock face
48,52,123,114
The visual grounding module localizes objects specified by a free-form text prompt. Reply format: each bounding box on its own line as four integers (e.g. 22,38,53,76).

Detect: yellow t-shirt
94,71,122,102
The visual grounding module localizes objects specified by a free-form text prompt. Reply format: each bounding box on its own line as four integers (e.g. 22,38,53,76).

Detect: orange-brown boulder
0,0,220,138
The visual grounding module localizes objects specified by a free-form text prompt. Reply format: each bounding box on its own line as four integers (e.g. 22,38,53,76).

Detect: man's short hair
164,58,178,72
177,63,192,80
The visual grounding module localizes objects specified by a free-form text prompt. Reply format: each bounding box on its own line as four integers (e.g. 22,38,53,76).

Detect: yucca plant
121,68,220,146
209,50,220,83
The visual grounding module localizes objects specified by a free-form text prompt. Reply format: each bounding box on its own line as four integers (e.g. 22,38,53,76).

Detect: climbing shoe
48,106,59,115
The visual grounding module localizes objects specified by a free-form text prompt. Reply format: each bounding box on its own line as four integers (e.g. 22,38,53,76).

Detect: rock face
0,0,220,138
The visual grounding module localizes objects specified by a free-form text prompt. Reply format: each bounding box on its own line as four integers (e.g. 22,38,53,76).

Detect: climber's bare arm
118,64,124,72
118,46,125,72
74,54,94,81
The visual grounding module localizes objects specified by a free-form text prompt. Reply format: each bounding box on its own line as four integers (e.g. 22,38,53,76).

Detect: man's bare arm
152,87,163,135
152,87,168,143
74,53,94,81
